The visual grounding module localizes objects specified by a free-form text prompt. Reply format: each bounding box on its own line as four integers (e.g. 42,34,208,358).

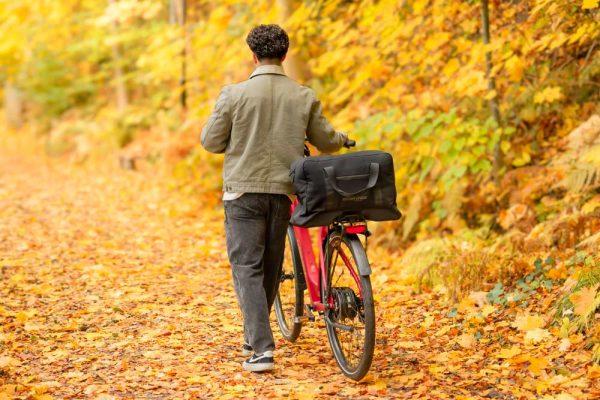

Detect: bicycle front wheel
323,232,375,381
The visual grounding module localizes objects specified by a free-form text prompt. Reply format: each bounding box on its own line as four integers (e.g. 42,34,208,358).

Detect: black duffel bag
290,150,402,227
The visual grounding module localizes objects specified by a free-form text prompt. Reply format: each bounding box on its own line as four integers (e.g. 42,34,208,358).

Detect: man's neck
258,59,282,66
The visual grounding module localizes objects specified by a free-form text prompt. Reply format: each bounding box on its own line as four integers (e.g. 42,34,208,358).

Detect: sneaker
242,351,274,372
242,343,253,357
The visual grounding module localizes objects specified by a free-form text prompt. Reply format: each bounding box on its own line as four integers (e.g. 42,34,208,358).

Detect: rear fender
345,234,371,276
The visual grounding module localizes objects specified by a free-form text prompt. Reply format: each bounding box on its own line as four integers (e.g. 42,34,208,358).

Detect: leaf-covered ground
0,141,598,399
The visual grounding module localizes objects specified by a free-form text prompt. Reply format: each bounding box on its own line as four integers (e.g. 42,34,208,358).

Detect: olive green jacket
200,64,347,194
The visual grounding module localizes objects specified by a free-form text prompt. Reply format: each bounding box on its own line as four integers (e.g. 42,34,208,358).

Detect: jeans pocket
227,194,265,220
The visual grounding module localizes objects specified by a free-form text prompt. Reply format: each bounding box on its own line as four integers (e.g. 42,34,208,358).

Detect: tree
481,0,503,184
108,0,129,113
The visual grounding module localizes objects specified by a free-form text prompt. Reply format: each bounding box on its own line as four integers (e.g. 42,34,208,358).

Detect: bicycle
273,139,376,381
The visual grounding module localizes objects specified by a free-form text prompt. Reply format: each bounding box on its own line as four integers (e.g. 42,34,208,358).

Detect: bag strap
323,163,379,197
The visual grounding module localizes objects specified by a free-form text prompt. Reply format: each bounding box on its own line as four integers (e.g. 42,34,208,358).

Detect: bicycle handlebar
303,137,355,156
343,139,356,148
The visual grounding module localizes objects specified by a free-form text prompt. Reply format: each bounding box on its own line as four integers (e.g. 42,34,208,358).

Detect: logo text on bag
341,195,368,202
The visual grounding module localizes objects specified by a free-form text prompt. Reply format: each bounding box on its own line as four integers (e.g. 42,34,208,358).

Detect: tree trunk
108,0,128,113
277,0,310,82
4,81,23,129
481,0,503,184
170,0,187,110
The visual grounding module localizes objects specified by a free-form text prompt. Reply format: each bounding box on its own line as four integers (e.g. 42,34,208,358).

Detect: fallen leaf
528,357,549,375
570,285,598,317
498,346,521,359
524,328,551,344
396,341,423,349
558,338,571,352
588,365,600,379
0,356,19,369
457,333,475,349
513,313,545,331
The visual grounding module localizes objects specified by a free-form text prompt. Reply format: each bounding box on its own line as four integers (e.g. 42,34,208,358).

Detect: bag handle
323,163,379,197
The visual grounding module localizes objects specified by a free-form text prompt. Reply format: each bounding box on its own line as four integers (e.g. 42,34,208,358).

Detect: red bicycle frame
290,200,365,312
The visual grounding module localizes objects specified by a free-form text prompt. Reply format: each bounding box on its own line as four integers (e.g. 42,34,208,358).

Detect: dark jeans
224,193,291,354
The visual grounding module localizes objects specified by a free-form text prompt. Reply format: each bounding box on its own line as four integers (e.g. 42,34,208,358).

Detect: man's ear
281,54,287,63
253,53,258,65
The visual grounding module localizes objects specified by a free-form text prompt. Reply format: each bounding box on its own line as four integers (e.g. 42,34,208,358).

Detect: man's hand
343,138,356,148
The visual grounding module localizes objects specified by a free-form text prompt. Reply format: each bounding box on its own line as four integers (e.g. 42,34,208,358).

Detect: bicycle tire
274,226,304,342
323,233,375,381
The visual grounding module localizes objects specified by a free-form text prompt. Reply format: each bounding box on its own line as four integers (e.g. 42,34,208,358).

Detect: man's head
246,24,289,65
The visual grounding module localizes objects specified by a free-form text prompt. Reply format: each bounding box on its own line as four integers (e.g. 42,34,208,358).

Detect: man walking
201,24,347,372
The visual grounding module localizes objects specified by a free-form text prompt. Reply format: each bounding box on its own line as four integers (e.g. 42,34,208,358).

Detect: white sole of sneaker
242,362,274,372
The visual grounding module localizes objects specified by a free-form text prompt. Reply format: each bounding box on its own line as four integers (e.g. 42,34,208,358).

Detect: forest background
0,0,599,397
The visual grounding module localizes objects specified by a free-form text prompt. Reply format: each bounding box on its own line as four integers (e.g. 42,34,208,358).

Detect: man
200,24,347,372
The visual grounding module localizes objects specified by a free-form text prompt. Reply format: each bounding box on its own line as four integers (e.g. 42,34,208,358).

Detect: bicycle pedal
304,305,316,322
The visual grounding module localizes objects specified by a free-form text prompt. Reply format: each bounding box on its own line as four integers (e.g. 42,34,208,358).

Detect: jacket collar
249,64,286,79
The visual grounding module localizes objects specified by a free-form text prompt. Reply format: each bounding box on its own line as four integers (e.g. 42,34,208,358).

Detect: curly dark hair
246,24,289,60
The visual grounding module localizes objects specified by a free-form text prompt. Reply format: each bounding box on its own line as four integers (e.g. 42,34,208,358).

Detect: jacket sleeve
306,91,347,153
200,86,233,154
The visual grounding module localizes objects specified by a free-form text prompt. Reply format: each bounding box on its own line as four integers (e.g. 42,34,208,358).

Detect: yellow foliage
505,55,525,82
534,86,564,104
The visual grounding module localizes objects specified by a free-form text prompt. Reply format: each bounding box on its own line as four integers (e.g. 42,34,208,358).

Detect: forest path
0,142,594,399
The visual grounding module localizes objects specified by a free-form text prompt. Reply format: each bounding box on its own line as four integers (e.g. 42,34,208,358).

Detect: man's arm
306,91,347,153
200,86,233,154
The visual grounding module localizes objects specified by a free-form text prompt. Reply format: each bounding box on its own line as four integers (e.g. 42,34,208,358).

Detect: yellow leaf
368,379,387,392
295,354,319,364
396,341,423,349
513,313,545,331
15,311,30,323
0,389,15,400
442,59,460,78
186,375,208,385
0,356,19,369
570,285,599,317
429,365,446,374
498,346,521,359
582,0,598,10
421,315,434,329
534,86,563,104
484,90,497,100
457,333,475,349
512,151,531,167
540,394,576,400
505,55,524,81
524,328,551,344
413,0,429,13
424,32,450,51
32,395,53,400
481,304,496,317
528,357,549,375
582,195,600,214
588,364,600,379
435,325,451,336
558,338,571,352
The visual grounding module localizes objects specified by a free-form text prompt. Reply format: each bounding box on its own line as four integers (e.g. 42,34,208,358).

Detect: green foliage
487,257,555,306
355,108,512,220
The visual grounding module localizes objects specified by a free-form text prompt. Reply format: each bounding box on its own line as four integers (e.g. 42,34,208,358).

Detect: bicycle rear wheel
323,232,375,381
274,226,304,342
